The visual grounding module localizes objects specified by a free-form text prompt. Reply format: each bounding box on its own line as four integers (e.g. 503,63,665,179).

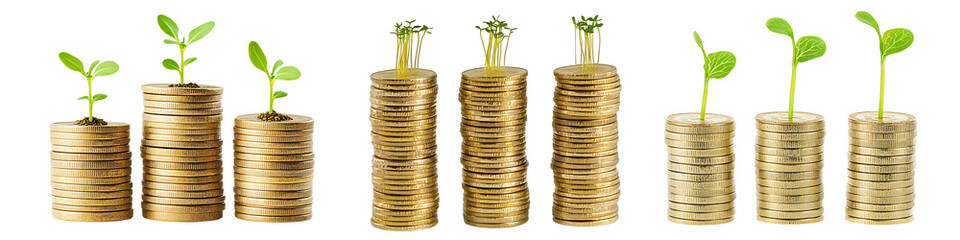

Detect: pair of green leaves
766,17,826,64
77,94,108,102
59,52,119,79
855,11,913,58
158,15,214,73
248,41,301,81
694,31,736,79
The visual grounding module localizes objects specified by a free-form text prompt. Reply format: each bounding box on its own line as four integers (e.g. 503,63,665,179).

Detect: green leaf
164,39,179,44
704,51,736,79
881,28,913,57
93,61,119,77
58,52,84,74
87,60,100,76
272,60,283,75
184,57,197,66
187,21,215,45
162,58,179,71
765,17,793,38
272,91,288,99
248,41,268,73
77,96,89,100
855,11,880,34
275,66,300,80
157,15,179,40
795,36,827,63
693,31,704,52
92,93,108,101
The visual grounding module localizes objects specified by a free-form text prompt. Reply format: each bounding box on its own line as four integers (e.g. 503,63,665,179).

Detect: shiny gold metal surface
754,111,825,224
664,113,736,224
846,111,916,225
49,122,133,222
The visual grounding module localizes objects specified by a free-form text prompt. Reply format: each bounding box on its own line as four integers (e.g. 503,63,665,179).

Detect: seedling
476,16,516,74
766,17,826,121
390,20,431,78
58,52,119,123
855,11,913,120
572,15,603,71
693,31,736,120
157,14,215,86
248,41,301,118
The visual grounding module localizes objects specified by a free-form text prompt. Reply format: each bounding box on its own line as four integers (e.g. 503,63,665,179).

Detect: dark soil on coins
258,111,293,121
74,117,108,126
168,82,201,88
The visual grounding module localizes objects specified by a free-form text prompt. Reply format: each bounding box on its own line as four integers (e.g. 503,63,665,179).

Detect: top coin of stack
459,67,530,228
50,122,134,222
846,111,916,225
141,84,225,222
664,113,736,225
369,69,440,231
754,111,825,224
551,64,622,227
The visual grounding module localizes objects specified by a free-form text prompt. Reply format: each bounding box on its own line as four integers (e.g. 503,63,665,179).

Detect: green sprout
476,16,516,74
390,20,431,78
157,14,215,86
573,15,603,71
855,11,914,120
766,17,826,121
248,41,301,114
693,31,736,121
58,52,119,122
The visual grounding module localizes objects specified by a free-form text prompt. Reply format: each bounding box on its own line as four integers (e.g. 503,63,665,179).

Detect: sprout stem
87,77,93,121
179,47,186,85
879,58,886,121
788,63,798,121
269,78,275,114
700,77,709,121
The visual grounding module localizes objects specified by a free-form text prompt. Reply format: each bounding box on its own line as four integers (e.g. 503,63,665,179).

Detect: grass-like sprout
157,14,215,86
855,11,914,120
572,15,603,72
248,41,302,115
693,31,736,121
766,17,826,121
390,20,431,78
476,16,516,75
58,52,120,122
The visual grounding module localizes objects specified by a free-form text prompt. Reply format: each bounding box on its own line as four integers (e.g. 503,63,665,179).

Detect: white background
1,0,956,239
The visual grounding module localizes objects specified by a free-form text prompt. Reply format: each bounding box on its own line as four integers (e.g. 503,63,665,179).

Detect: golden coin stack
754,111,825,224
50,122,133,222
664,113,736,225
369,69,440,231
551,64,622,226
459,67,529,228
234,114,315,222
846,111,916,225
141,84,225,222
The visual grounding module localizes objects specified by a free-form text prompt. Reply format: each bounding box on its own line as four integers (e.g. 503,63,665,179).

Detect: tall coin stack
141,84,225,222
459,67,529,228
50,122,133,222
551,64,622,226
754,111,825,224
664,113,736,225
234,114,315,222
846,111,916,225
369,69,440,231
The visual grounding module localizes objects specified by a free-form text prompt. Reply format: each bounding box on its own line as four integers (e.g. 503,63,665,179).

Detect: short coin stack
846,111,916,225
50,122,133,222
234,114,315,222
459,67,530,228
754,111,825,224
551,64,622,226
369,69,440,231
664,113,736,225
141,84,225,222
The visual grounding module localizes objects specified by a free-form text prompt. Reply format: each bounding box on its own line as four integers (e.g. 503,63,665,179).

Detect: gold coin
668,179,732,189
143,100,221,109
848,162,914,174
849,154,914,165
52,209,133,222
142,210,223,222
668,154,734,165
848,111,916,133
143,195,225,205
846,208,912,219
235,152,313,162
757,193,821,203
849,146,914,157
51,168,131,178
665,139,732,149
846,215,913,225
849,138,915,148
234,167,313,177
235,181,312,191
757,208,823,219
668,171,732,182
756,161,822,172
237,213,312,222
51,145,130,154
847,192,913,204
554,64,618,80
144,167,221,177
235,114,314,130
51,159,131,169
144,132,220,141
669,193,736,204
52,196,131,206
51,176,130,185
849,130,916,141
847,201,913,211
668,186,735,197
235,146,312,155
233,140,312,149
755,112,824,133
847,185,913,197
235,188,312,199
52,189,132,199
142,202,225,213
668,162,733,174
757,179,821,188
758,201,821,211
50,122,130,133
755,145,822,157
142,181,223,191
757,185,822,195
667,147,733,158
141,146,221,157
142,139,222,149
757,216,822,224
143,93,222,103
144,107,223,116
848,171,913,181
144,160,221,170
668,208,734,220
51,152,132,161
233,127,313,137
143,174,222,184
51,182,132,192
50,138,130,147
756,137,823,148
235,204,312,216
664,132,734,142
235,159,314,170
52,204,130,214
143,113,222,123
50,131,129,140
664,113,733,134
142,188,223,199
370,218,438,231
756,170,820,180
757,131,825,141
848,179,913,189
234,173,312,184
143,121,221,130
668,201,734,212
552,215,619,227
757,154,823,164
668,216,733,225
142,83,223,95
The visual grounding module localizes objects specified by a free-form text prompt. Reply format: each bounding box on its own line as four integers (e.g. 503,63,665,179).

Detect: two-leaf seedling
693,31,736,120
58,52,119,122
476,15,516,74
573,15,604,71
391,20,432,78
855,11,913,120
158,14,215,86
248,41,301,114
766,17,827,121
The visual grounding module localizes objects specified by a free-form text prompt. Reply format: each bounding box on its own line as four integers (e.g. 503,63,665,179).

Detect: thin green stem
788,63,798,121
179,46,186,85
269,78,275,114
87,77,93,121
879,58,886,121
701,77,710,121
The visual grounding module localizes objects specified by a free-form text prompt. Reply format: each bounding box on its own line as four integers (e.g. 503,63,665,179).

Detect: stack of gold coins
233,114,315,222
664,113,736,225
551,64,621,226
846,111,916,225
50,122,133,222
754,111,825,224
141,84,225,222
459,67,529,228
369,69,439,231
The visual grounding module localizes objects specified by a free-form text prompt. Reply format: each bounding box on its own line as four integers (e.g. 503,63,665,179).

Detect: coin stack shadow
459,67,530,228
664,113,736,225
50,122,134,222
846,111,916,225
141,84,225,222
551,64,622,226
754,111,825,224
234,114,314,222
369,69,440,231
